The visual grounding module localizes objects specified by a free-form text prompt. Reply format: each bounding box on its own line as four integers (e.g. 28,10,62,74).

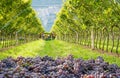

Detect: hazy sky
31,0,63,32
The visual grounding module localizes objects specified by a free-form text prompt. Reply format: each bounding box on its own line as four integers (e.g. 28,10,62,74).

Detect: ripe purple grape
0,55,119,78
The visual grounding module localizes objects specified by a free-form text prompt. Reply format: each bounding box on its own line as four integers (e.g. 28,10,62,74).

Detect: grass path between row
0,39,120,66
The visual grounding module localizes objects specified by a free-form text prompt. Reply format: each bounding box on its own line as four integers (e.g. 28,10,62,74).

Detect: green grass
0,39,120,66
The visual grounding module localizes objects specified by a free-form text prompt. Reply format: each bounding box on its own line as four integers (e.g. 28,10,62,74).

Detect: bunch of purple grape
0,55,120,78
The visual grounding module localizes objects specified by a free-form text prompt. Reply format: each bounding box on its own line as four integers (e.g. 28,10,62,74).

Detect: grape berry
0,55,120,78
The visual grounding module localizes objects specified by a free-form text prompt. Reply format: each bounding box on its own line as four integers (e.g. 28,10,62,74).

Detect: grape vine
51,0,120,54
0,0,44,50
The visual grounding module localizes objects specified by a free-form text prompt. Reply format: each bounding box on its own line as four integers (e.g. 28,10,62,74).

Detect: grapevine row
0,0,44,50
51,0,120,54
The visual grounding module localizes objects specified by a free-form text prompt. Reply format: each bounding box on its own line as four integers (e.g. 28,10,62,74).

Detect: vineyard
51,0,120,54
0,0,44,50
0,0,120,78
